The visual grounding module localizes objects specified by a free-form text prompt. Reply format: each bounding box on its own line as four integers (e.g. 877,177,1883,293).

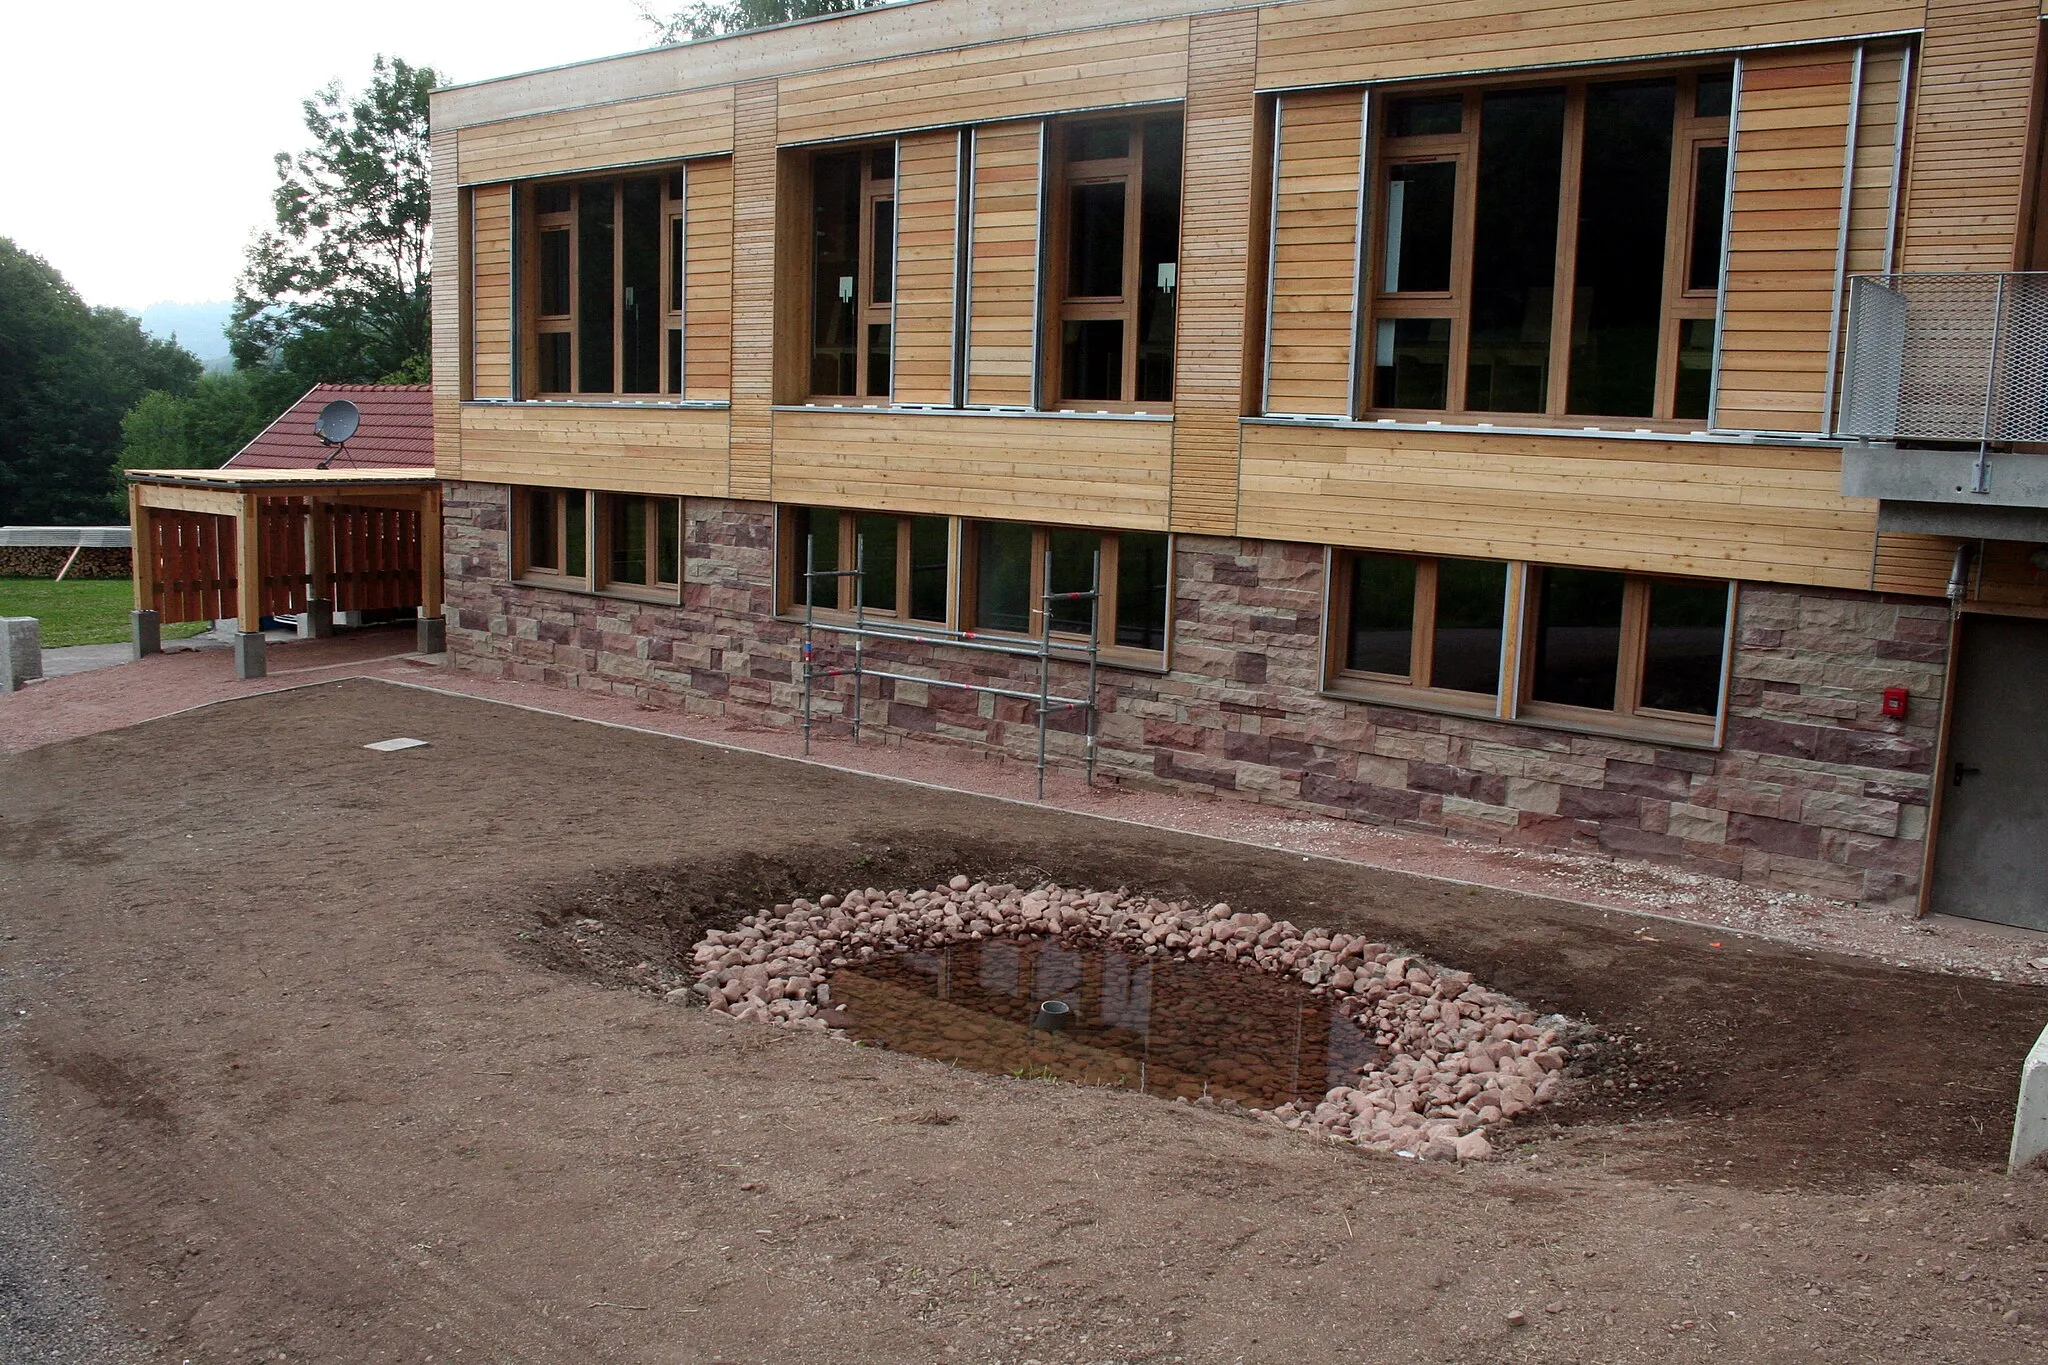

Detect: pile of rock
686,878,1588,1160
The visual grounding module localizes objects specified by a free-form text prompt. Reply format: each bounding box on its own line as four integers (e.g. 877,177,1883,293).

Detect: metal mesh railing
1838,272,2048,443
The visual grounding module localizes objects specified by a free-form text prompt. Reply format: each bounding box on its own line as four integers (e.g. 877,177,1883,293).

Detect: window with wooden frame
781,506,950,624
525,173,688,398
1365,68,1731,424
808,145,896,400
1045,112,1183,408
515,487,588,587
514,487,681,600
1522,568,1729,736
599,493,682,599
1327,552,1511,713
963,522,1171,659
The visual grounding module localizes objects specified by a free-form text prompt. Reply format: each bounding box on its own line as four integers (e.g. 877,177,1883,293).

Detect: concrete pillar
415,615,446,655
2011,1022,2048,1172
131,609,162,659
1,616,42,693
233,630,267,680
300,599,335,639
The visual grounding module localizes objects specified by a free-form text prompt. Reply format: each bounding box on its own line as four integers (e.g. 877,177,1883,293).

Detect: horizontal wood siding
965,121,1042,408
686,158,735,402
1238,422,1879,588
1845,42,1909,276
1899,0,2040,270
1172,10,1260,535
776,19,1190,144
470,184,513,401
773,410,1172,529
1872,531,1960,595
432,127,462,478
892,130,960,406
1255,0,1926,91
455,85,735,184
460,405,730,497
1715,49,1856,435
1264,88,1361,417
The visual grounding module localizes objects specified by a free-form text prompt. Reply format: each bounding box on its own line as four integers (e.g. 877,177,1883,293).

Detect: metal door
1931,615,2048,929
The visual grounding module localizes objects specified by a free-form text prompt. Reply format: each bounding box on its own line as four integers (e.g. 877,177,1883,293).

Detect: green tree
0,238,200,525
116,371,275,474
637,0,891,43
230,56,437,389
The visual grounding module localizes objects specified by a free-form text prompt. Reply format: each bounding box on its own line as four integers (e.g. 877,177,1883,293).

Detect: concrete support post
1,616,42,693
233,631,267,680
415,614,446,655
300,599,335,639
131,609,162,659
2011,1022,2048,1173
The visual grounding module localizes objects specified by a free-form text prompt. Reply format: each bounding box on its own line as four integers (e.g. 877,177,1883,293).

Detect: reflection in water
827,937,1380,1108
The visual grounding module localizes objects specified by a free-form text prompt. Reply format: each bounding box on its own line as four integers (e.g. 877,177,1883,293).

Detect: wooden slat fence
145,499,421,623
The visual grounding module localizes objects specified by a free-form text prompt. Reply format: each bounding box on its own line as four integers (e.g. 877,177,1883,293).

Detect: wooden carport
125,467,444,679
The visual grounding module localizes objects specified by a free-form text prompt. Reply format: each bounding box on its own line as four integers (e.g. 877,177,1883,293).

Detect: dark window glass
667,327,682,395
537,332,571,395
576,182,615,392
668,171,686,200
1687,144,1729,293
1062,319,1124,401
869,144,894,181
1532,568,1626,710
1047,529,1100,636
1640,580,1727,715
535,184,571,214
1137,117,1181,404
856,513,898,611
1388,95,1463,138
657,500,681,584
1566,79,1676,417
1115,532,1170,651
1675,317,1715,420
539,229,571,316
1430,559,1507,694
796,507,840,608
1383,161,1456,293
1068,180,1127,297
669,216,684,311
1696,71,1734,119
611,495,649,585
1467,88,1565,414
1346,554,1416,676
1372,317,1452,409
870,199,895,304
865,323,891,397
564,492,587,577
974,522,1034,633
621,177,663,394
908,516,949,623
527,490,559,570
1071,121,1129,160
810,152,861,395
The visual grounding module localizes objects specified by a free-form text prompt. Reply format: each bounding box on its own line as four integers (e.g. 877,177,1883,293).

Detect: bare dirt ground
4,678,2048,1363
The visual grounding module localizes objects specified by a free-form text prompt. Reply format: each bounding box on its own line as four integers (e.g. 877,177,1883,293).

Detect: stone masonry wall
444,482,1948,909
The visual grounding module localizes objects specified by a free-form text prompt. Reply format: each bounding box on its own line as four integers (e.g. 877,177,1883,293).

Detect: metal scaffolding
798,533,1102,799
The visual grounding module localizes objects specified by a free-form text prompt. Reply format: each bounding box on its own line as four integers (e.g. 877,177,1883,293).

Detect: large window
515,487,680,599
527,174,687,398
1327,550,1730,739
1047,113,1183,408
966,522,1170,653
808,146,896,400
1367,70,1730,423
785,506,949,622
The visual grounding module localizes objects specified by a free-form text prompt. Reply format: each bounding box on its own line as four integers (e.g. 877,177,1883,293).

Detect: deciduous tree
637,0,891,43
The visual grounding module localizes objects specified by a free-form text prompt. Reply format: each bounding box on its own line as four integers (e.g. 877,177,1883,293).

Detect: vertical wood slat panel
1264,88,1363,417
729,80,779,501
1900,0,2041,270
1715,49,1855,434
1170,9,1260,535
685,157,735,401
1844,42,1909,275
892,129,961,406
470,184,514,400
965,120,1042,409
431,127,463,477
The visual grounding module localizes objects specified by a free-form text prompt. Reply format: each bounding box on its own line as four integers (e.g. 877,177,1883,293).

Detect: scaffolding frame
799,532,1102,799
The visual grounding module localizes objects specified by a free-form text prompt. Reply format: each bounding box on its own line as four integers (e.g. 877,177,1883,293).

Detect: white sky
0,1,654,313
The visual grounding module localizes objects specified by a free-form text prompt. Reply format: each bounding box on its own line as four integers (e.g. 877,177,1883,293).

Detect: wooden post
419,485,444,619
127,484,155,612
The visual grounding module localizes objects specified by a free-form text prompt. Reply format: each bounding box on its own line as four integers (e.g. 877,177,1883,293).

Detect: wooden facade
431,0,2048,604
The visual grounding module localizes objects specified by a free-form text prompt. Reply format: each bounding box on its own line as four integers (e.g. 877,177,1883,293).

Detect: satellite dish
314,399,361,446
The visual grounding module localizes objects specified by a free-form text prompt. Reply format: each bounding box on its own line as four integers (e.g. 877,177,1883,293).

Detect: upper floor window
809,145,896,400
528,174,686,398
1368,70,1730,424
1047,113,1183,408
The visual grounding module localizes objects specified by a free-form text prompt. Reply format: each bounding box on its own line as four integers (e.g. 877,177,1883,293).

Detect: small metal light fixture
1032,1000,1073,1032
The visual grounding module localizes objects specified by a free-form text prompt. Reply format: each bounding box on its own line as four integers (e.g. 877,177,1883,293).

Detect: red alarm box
1881,686,1909,720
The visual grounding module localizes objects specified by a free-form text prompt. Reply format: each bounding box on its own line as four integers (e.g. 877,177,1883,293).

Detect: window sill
1322,685,1722,751
468,397,730,410
774,403,1173,422
1245,414,1847,448
1325,676,1502,722
513,575,683,607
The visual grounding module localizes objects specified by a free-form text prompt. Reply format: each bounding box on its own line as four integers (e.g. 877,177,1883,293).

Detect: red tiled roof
224,383,434,470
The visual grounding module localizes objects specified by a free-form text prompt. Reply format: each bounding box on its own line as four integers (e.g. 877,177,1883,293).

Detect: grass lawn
0,578,210,649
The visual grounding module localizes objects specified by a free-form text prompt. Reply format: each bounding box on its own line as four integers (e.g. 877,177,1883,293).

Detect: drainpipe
1945,542,1974,613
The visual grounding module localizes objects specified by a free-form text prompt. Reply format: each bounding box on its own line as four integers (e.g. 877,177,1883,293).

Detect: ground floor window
1326,548,1730,740
783,506,951,623
517,487,587,586
514,487,681,600
603,494,682,596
